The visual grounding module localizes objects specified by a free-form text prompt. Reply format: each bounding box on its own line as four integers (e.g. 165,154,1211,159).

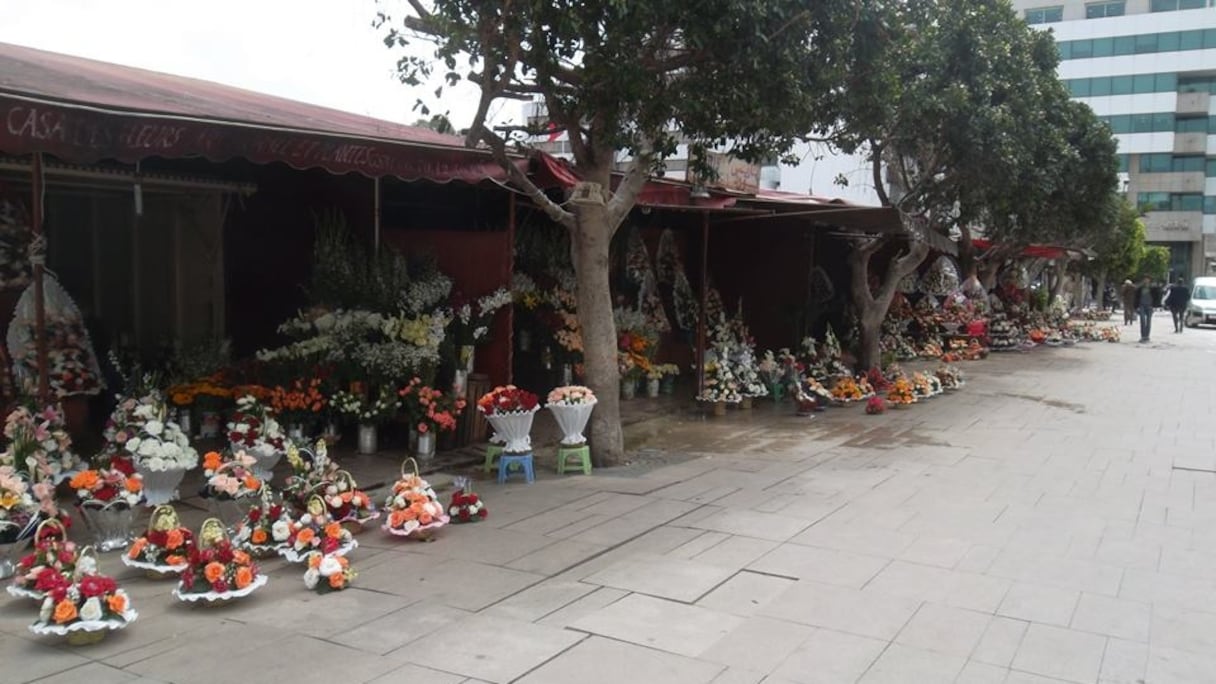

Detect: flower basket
382,458,448,540
547,402,595,446
173,518,267,606
302,550,356,593
77,500,135,553
482,409,538,454
135,465,188,507
123,505,192,579
278,494,358,563
234,444,281,483
29,548,137,646
314,470,379,527
8,518,74,600
447,477,487,523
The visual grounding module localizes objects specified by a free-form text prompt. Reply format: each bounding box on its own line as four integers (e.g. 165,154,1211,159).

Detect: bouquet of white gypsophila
104,393,198,472
400,273,453,316
257,309,387,364
330,388,399,425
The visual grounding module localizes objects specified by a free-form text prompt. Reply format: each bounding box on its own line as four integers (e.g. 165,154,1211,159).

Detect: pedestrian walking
1120,279,1136,326
1165,277,1190,333
1136,276,1155,343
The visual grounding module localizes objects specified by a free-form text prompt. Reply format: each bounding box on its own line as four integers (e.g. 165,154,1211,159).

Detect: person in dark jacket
1165,277,1191,333
1136,276,1155,343
1120,280,1136,326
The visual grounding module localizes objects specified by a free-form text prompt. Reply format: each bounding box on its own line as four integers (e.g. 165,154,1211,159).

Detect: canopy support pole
696,211,709,398
31,152,49,404
373,177,382,256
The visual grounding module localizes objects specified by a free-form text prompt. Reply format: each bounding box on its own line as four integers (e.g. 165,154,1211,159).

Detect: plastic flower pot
646,379,660,398
357,424,377,455
483,408,538,454
547,402,595,446
135,465,188,507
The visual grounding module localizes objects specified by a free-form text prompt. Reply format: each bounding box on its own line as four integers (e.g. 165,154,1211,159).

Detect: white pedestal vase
235,444,281,482
357,424,378,455
482,408,538,454
135,465,188,507
77,500,135,552
547,403,595,446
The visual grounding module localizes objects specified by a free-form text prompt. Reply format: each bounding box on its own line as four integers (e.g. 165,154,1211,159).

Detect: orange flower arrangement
123,506,195,573
279,496,356,562
269,378,327,424
303,551,355,593
176,525,265,599
31,570,135,636
52,599,77,624
382,471,448,538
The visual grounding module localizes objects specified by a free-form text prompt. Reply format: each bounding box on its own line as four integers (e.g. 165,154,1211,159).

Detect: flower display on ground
0,464,38,538
383,469,448,537
865,396,888,415
200,450,263,500
448,477,487,523
31,569,135,635
227,395,285,456
886,376,917,405
103,393,198,472
175,521,265,600
233,491,292,556
303,551,356,593
125,511,194,572
70,458,142,508
2,403,79,484
10,529,79,599
279,496,357,563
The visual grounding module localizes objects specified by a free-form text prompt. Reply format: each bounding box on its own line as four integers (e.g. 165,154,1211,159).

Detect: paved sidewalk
5,312,1216,683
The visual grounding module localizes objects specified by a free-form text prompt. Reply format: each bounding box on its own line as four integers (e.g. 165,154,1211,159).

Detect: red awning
530,152,739,209
972,239,1074,260
0,42,523,183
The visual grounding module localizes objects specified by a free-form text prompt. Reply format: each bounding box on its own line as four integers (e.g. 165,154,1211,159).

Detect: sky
0,0,878,203
0,0,496,128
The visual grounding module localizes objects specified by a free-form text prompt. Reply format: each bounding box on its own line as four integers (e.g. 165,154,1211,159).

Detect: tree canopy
376,0,872,463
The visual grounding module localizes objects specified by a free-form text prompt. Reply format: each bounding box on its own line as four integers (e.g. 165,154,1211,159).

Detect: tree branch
606,137,656,230
870,141,891,207
473,126,575,229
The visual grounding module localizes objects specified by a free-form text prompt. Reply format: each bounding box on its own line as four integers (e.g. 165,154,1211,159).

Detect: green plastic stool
483,444,504,473
556,444,592,476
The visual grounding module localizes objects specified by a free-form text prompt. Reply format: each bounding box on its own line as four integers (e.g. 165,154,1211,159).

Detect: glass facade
1138,192,1206,211
1139,154,1207,173
1059,28,1216,59
1150,0,1208,11
1065,72,1178,96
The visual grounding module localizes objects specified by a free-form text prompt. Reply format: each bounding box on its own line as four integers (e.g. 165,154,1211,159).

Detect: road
5,311,1216,683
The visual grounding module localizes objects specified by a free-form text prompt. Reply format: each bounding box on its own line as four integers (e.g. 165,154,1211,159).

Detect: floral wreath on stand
278,495,357,563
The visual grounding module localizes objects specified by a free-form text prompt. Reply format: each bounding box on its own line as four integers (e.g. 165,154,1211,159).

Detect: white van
1185,277,1216,328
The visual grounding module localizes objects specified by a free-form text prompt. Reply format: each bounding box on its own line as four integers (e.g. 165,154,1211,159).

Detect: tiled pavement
6,311,1216,683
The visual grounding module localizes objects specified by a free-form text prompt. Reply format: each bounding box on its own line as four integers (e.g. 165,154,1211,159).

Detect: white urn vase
135,464,188,507
482,408,538,454
547,403,595,446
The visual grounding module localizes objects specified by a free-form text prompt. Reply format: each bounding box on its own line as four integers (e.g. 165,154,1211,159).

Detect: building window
1176,117,1209,134
1151,0,1207,11
1118,155,1130,173
1140,154,1172,173
1172,156,1206,173
1205,196,1216,215
1025,5,1064,23
1207,159,1216,178
1138,193,1206,211
1086,1,1126,17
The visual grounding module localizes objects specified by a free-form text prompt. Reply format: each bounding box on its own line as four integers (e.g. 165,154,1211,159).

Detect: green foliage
824,0,1118,247
378,0,864,181
309,210,414,312
1090,197,1146,281
1139,246,1170,282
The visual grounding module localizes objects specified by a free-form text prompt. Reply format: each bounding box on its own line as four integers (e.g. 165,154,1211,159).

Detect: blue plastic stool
498,453,535,484
483,444,504,473
556,444,592,476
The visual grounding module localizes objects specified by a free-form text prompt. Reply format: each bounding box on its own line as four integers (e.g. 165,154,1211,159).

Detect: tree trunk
848,238,927,371
570,199,625,467
857,309,884,372
957,226,976,281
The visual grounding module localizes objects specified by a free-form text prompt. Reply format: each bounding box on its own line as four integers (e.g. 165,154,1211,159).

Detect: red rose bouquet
447,477,487,523
8,519,79,600
124,506,194,576
174,519,266,603
476,385,539,416
865,396,887,415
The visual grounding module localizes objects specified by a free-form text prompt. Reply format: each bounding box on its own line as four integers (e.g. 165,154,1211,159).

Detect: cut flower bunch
477,385,539,415
70,458,143,507
303,551,356,593
227,394,285,455
2,403,79,483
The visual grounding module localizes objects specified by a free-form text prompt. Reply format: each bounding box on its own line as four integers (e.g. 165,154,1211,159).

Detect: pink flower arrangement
546,385,596,406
